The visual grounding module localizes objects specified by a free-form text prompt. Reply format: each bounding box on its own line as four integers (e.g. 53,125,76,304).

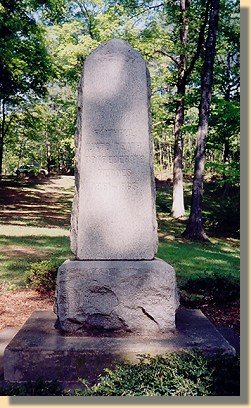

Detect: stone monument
4,40,236,386
54,38,179,335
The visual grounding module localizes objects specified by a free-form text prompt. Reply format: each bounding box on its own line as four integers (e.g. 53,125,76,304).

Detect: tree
115,0,210,217
3,89,76,175
170,0,210,218
182,0,220,240
206,0,240,181
0,0,56,176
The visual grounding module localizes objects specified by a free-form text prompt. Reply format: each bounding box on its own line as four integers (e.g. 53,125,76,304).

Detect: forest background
0,0,240,240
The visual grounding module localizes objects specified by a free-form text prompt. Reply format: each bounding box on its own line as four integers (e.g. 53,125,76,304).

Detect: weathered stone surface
54,258,179,335
71,38,158,260
4,310,236,384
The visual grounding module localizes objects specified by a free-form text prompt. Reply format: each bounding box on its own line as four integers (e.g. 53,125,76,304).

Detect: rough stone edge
70,69,83,256
146,65,158,255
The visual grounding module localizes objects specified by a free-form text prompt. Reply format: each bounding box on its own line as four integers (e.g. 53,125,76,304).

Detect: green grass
156,183,240,286
0,176,73,289
0,235,71,288
157,238,240,284
0,177,240,291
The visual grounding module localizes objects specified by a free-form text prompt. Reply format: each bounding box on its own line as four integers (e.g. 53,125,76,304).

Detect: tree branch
154,49,179,65
129,3,165,19
185,0,211,80
75,0,95,39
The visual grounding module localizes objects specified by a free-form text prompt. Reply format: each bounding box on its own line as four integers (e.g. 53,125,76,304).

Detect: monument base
54,258,179,335
4,309,236,384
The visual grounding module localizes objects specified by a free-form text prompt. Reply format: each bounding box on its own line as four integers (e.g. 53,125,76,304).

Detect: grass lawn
0,176,240,290
0,233,71,288
0,176,73,289
156,183,240,285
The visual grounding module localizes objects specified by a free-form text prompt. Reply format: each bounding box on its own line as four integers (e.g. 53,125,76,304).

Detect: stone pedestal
54,258,179,335
4,309,236,385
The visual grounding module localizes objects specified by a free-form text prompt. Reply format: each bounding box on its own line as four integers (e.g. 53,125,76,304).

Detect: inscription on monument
84,128,145,195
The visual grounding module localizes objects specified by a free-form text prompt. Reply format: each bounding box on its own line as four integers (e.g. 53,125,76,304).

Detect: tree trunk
182,0,220,240
172,91,186,217
0,134,3,178
0,99,6,178
223,52,231,166
171,0,190,218
171,0,210,218
46,141,51,174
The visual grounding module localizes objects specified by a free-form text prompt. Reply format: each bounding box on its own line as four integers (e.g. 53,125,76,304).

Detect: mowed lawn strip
0,176,73,288
0,176,240,289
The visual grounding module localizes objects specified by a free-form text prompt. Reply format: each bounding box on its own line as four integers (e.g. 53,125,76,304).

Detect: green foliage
206,161,240,187
0,378,62,396
0,0,53,101
68,352,214,396
3,91,76,175
179,272,240,306
26,259,60,293
202,182,240,237
66,352,240,396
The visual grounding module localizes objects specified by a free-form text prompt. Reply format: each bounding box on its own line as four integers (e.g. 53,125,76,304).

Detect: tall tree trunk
172,87,186,217
0,134,3,178
171,0,190,218
182,0,220,240
223,52,231,166
0,99,6,178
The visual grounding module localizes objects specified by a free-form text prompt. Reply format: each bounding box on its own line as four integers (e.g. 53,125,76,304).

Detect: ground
200,303,240,334
0,175,240,336
0,289,53,331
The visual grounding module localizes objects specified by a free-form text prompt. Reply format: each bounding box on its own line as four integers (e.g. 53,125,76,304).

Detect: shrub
67,352,215,396
26,260,60,293
0,280,17,292
179,272,239,306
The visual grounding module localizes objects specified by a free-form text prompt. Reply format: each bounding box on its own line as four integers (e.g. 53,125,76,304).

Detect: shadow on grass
0,177,73,229
0,235,71,287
